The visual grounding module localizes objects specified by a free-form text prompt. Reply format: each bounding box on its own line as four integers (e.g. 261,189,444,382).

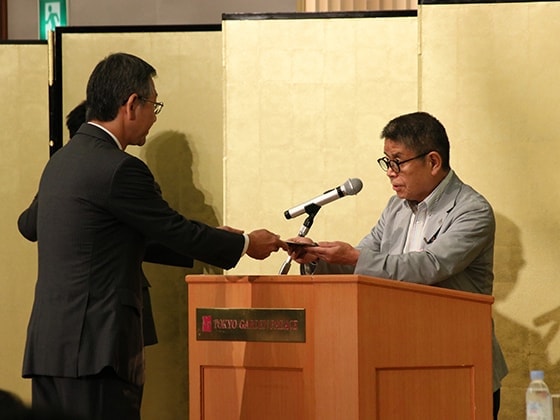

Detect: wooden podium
185,274,493,420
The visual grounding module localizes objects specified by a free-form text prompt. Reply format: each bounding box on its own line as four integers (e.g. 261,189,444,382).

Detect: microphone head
341,178,363,196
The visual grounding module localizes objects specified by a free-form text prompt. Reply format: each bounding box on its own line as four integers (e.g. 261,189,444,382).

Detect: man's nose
386,166,397,177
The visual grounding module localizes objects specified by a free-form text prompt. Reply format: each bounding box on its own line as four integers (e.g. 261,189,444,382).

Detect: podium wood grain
186,275,493,419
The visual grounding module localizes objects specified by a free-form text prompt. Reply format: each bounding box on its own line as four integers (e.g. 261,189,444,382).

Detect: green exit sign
38,0,68,40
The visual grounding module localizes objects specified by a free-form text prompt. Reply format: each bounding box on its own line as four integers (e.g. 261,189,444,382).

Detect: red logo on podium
202,315,213,332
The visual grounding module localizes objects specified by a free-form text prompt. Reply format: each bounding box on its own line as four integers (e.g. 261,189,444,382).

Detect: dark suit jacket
19,190,194,349
20,123,244,385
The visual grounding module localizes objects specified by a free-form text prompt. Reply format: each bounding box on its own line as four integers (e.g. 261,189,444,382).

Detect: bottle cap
530,370,545,381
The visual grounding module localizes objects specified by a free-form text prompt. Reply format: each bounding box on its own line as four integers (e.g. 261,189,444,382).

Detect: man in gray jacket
289,111,508,419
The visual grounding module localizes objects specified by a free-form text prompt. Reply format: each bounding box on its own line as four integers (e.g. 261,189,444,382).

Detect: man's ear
428,151,442,173
123,94,139,120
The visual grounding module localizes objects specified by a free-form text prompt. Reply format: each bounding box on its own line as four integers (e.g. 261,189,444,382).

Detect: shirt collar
406,170,454,213
87,122,123,150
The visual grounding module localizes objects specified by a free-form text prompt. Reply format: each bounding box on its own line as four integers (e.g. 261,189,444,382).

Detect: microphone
284,178,363,219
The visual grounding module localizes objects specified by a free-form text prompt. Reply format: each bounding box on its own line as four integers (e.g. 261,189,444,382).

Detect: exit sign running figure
38,0,68,40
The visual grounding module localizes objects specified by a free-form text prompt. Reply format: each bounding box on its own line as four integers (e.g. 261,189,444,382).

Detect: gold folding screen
57,27,225,420
4,5,560,419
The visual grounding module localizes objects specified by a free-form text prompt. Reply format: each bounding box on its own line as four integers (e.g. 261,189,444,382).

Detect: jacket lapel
387,203,411,254
423,173,462,246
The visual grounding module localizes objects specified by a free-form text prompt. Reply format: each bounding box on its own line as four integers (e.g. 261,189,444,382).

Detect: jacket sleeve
355,192,495,287
18,194,38,242
109,156,244,270
144,241,194,268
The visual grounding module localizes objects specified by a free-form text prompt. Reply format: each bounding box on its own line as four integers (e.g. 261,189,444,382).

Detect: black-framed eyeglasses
140,97,164,115
377,151,430,173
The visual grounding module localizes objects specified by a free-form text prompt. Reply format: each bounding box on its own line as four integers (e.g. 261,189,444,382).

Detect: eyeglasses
377,151,430,173
140,97,164,115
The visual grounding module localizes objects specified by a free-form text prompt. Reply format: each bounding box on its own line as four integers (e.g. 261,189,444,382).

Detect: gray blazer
316,171,508,390
20,123,244,386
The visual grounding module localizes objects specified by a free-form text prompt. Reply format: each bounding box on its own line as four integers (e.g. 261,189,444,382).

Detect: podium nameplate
196,308,306,342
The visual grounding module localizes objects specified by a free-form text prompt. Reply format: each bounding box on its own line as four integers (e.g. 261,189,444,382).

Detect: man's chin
135,137,147,146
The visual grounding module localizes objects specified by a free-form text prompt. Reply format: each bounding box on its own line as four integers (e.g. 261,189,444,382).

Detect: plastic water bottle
526,370,553,420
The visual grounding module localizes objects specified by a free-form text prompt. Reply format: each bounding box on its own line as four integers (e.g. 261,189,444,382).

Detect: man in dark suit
20,101,193,349
65,100,87,138
18,52,286,420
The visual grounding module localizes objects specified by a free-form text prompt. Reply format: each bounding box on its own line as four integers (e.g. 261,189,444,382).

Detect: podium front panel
186,275,493,420
201,366,304,419
376,366,474,419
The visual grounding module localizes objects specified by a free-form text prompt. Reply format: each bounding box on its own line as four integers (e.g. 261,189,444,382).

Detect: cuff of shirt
241,233,250,256
300,261,318,275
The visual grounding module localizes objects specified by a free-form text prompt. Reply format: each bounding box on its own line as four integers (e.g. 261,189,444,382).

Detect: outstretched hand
246,229,287,260
286,237,319,264
288,239,360,266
